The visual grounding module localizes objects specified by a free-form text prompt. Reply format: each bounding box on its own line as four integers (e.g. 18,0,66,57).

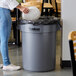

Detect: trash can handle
29,28,40,31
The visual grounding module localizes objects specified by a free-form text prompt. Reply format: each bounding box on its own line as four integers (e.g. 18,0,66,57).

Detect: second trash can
18,16,60,72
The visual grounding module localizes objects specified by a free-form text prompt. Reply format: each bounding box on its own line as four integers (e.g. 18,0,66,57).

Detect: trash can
18,16,60,72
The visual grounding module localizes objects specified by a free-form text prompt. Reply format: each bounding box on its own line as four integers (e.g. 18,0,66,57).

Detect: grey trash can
18,16,60,72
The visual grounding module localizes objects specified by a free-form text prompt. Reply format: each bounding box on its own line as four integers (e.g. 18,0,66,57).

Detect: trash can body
18,16,60,72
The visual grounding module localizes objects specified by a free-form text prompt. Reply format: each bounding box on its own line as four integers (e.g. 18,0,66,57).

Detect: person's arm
5,0,29,13
16,5,29,13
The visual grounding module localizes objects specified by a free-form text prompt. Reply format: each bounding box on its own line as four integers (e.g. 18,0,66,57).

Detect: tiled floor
0,30,73,76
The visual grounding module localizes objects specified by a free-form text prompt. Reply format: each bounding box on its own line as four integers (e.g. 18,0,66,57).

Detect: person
0,0,29,71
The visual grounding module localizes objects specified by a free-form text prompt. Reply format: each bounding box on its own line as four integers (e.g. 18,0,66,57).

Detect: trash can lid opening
18,16,60,25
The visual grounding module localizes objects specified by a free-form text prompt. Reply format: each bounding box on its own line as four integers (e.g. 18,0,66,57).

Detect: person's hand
20,7,29,14
16,5,29,14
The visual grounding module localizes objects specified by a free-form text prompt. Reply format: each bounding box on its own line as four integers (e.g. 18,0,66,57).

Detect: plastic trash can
18,16,60,72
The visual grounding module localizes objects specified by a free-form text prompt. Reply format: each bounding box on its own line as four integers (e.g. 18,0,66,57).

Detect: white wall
61,0,76,60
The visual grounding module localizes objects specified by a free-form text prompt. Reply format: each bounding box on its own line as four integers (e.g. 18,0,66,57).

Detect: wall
61,0,76,61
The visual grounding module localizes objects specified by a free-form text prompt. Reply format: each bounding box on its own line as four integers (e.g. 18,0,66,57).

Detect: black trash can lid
18,16,60,25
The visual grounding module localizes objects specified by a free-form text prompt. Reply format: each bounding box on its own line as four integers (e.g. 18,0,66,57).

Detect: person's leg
0,8,11,66
0,8,21,71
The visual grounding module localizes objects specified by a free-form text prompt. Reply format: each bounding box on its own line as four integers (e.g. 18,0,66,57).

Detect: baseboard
60,60,72,68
